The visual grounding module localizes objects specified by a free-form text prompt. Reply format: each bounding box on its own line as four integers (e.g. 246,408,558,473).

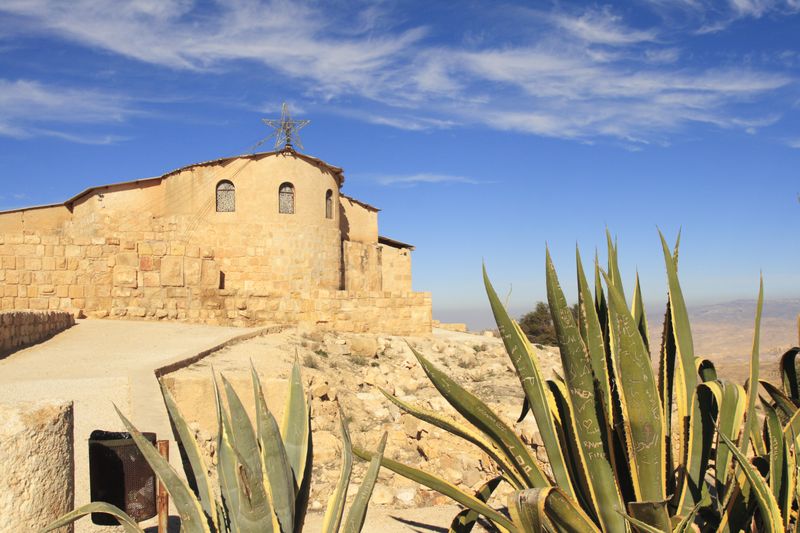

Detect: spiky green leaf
353,446,517,532
409,345,549,488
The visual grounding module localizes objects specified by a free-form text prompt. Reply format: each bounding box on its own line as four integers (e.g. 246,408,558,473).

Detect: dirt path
0,319,268,533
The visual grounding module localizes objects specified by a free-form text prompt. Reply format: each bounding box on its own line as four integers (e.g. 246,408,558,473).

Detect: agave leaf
342,433,387,533
627,501,671,533
658,299,677,496
353,446,517,532
220,374,276,532
718,429,784,532
546,250,627,532
760,380,799,422
741,278,765,456
321,406,353,533
214,373,242,530
594,252,609,346
695,358,718,383
784,431,797,532
448,476,502,533
603,270,666,504
516,396,530,423
408,345,549,488
159,379,218,529
709,381,746,494
509,487,601,533
42,502,145,533
659,231,697,503
282,360,310,490
617,511,668,533
762,399,786,522
576,248,614,425
293,393,313,533
671,502,702,533
251,363,295,533
484,265,575,497
221,375,264,488
606,229,626,305
715,471,755,533
675,385,714,516
780,347,800,401
114,405,211,533
379,387,526,489
546,379,597,520
631,272,650,353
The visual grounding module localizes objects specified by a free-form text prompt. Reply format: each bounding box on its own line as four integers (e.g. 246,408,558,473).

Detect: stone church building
0,146,431,335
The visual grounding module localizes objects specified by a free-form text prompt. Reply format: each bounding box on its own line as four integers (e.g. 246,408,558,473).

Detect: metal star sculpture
260,102,310,152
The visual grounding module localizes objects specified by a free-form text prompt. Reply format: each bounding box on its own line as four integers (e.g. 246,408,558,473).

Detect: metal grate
88,430,157,525
279,182,294,214
216,181,235,212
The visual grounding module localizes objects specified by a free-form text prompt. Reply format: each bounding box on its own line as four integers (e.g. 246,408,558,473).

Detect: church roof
0,150,345,214
340,193,380,212
378,235,415,250
64,149,345,207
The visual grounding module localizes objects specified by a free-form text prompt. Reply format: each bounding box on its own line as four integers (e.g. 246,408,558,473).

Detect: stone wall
110,287,432,335
0,153,428,335
0,310,75,356
0,400,74,532
0,232,429,335
380,244,412,293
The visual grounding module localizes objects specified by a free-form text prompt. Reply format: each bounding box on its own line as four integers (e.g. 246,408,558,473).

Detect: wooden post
157,440,169,533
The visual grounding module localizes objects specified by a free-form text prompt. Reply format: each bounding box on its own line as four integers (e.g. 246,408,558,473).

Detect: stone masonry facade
0,150,431,335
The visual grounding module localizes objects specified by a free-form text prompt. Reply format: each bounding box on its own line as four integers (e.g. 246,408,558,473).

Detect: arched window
279,182,295,214
325,189,333,219
216,180,235,212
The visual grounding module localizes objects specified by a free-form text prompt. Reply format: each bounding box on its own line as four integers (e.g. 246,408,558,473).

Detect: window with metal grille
325,189,333,219
216,181,235,212
279,182,294,214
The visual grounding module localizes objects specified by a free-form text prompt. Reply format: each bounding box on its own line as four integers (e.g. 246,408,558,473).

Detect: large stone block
116,252,139,268
0,400,74,532
113,266,138,288
184,257,202,286
161,256,184,287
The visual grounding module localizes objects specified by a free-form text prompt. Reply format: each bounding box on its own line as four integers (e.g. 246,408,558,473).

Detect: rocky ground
164,327,563,520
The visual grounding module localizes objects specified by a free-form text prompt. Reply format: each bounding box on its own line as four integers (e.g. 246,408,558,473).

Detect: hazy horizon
435,296,800,332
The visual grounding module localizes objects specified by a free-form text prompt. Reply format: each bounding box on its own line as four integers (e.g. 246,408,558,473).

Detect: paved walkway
0,319,265,532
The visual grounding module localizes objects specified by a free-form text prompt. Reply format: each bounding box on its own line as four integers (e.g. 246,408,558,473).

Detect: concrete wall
0,400,74,532
0,152,427,335
0,310,75,356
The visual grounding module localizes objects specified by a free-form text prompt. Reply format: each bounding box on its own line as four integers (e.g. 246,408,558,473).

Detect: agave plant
45,361,385,533
356,231,800,532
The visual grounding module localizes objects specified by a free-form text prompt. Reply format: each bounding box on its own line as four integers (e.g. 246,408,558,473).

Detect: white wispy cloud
0,1,794,145
374,173,481,186
550,6,658,45
0,78,134,141
786,138,800,148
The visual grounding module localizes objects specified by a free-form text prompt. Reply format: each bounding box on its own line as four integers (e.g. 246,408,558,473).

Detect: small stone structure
0,148,431,334
0,310,75,356
0,400,74,532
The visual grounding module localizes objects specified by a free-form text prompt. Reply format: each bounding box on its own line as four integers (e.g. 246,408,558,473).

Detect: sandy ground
0,319,264,533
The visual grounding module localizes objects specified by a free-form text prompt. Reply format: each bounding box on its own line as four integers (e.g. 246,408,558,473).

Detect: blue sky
0,0,798,328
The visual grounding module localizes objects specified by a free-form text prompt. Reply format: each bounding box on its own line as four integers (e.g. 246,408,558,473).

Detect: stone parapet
107,288,433,336
0,310,75,356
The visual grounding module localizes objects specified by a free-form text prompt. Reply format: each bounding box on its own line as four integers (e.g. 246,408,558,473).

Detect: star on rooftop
260,103,310,152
